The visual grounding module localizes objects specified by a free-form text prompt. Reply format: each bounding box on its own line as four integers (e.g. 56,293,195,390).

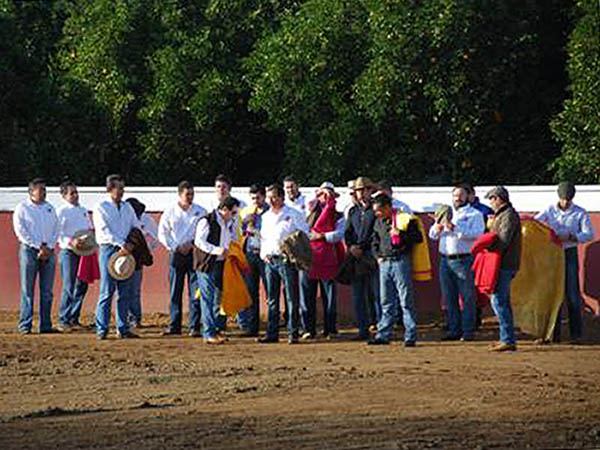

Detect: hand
38,244,51,261
445,222,455,232
434,223,444,234
119,242,134,255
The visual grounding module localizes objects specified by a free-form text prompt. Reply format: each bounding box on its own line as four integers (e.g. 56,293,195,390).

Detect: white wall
1,185,599,213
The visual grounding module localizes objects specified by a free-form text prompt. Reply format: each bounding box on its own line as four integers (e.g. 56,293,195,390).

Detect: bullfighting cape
220,241,252,316
510,218,565,340
394,212,432,281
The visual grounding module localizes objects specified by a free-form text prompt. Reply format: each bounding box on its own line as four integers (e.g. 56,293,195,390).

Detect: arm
194,218,225,256
492,213,519,253
324,217,345,243
157,209,177,252
47,207,59,248
575,211,594,243
13,204,40,248
428,222,441,240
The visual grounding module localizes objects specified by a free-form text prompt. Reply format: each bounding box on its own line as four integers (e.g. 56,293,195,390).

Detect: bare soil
1,310,600,449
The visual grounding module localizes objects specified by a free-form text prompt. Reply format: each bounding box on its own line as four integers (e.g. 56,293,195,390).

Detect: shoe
240,330,259,337
39,328,61,334
162,329,182,336
97,332,108,340
57,324,73,333
534,338,549,345
368,325,377,334
300,332,315,341
18,328,31,335
441,334,461,341
367,338,390,345
489,342,517,352
460,336,474,342
204,336,223,345
351,334,369,341
188,329,201,338
288,336,299,345
216,331,229,342
116,331,139,339
257,336,279,344
404,341,416,348
326,333,338,341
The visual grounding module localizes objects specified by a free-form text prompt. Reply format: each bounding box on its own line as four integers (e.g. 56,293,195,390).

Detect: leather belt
443,253,471,260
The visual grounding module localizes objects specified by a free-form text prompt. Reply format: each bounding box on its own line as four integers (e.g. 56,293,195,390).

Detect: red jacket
471,232,501,294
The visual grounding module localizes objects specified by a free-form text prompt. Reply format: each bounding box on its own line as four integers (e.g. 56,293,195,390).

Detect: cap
557,181,576,200
485,186,509,202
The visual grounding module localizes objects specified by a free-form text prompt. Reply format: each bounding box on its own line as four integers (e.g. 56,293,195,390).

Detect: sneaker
489,342,517,352
367,338,390,345
97,332,108,340
326,333,338,341
288,336,299,345
300,332,315,341
116,330,139,339
460,336,474,342
216,331,229,342
368,324,377,334
188,329,201,338
18,328,31,335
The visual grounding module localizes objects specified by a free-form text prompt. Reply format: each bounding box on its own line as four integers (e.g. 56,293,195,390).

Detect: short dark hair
372,193,392,208
178,180,194,193
215,174,232,187
106,174,124,192
249,184,265,196
460,182,474,195
452,184,469,194
377,179,393,191
59,180,77,196
266,183,285,198
28,178,46,192
126,197,146,218
218,196,240,211
283,175,296,184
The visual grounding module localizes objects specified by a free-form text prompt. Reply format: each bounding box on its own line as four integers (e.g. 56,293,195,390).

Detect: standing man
465,183,494,226
56,180,92,330
345,176,380,340
238,184,269,337
299,182,345,340
284,175,309,217
376,179,413,213
485,186,522,351
429,185,484,341
194,196,240,344
370,194,421,346
93,174,140,340
13,178,59,334
158,181,207,336
535,182,594,343
259,184,309,344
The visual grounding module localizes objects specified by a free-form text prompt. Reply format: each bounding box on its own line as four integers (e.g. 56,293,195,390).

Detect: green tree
551,0,600,183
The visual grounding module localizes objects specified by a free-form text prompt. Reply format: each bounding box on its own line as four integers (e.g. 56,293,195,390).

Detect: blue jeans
265,257,299,340
58,248,89,327
18,245,56,332
351,270,380,336
168,252,199,333
378,256,417,342
96,245,134,336
439,255,476,339
238,251,265,334
491,269,517,345
128,268,143,325
196,262,224,338
299,271,337,336
554,247,583,340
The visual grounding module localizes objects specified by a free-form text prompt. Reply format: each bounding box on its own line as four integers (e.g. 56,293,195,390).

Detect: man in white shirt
93,174,140,340
56,180,93,330
194,196,240,344
13,178,59,334
535,182,595,343
284,175,308,216
158,181,207,336
258,184,309,344
429,185,485,341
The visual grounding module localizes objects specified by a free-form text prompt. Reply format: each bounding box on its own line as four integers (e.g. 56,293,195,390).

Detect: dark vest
193,211,222,272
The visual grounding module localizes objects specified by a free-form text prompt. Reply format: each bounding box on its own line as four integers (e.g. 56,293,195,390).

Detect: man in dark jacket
344,177,380,340
369,194,421,346
485,186,522,352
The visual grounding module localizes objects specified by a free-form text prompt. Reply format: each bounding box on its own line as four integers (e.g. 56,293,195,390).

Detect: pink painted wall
1,212,599,321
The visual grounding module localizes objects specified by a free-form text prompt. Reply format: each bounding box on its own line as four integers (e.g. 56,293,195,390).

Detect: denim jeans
96,244,134,337
378,256,417,343
168,252,199,333
238,251,265,334
439,255,476,339
351,270,380,336
265,257,299,340
18,245,56,332
128,268,143,325
299,271,337,336
58,248,89,327
196,262,224,338
554,247,583,341
491,269,517,345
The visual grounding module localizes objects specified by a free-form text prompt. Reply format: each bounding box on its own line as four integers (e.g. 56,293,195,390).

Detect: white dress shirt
56,201,92,249
428,204,485,255
158,202,207,252
13,199,59,249
260,205,310,259
323,217,345,244
285,194,309,217
194,212,236,260
93,199,139,247
535,203,594,249
139,212,159,250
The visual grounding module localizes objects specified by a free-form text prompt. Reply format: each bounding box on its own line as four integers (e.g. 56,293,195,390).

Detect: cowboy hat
316,181,340,197
70,230,98,256
353,177,373,190
107,252,136,281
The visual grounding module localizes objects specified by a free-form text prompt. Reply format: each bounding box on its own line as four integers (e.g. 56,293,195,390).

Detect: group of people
12,174,594,350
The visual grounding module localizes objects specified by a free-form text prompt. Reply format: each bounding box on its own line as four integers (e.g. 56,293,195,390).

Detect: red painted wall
1,212,599,321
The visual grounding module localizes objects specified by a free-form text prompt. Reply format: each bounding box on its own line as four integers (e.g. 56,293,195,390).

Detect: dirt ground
1,310,600,450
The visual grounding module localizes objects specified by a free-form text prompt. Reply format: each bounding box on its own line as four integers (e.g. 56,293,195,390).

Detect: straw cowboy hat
107,252,136,281
353,177,374,190
70,230,98,256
